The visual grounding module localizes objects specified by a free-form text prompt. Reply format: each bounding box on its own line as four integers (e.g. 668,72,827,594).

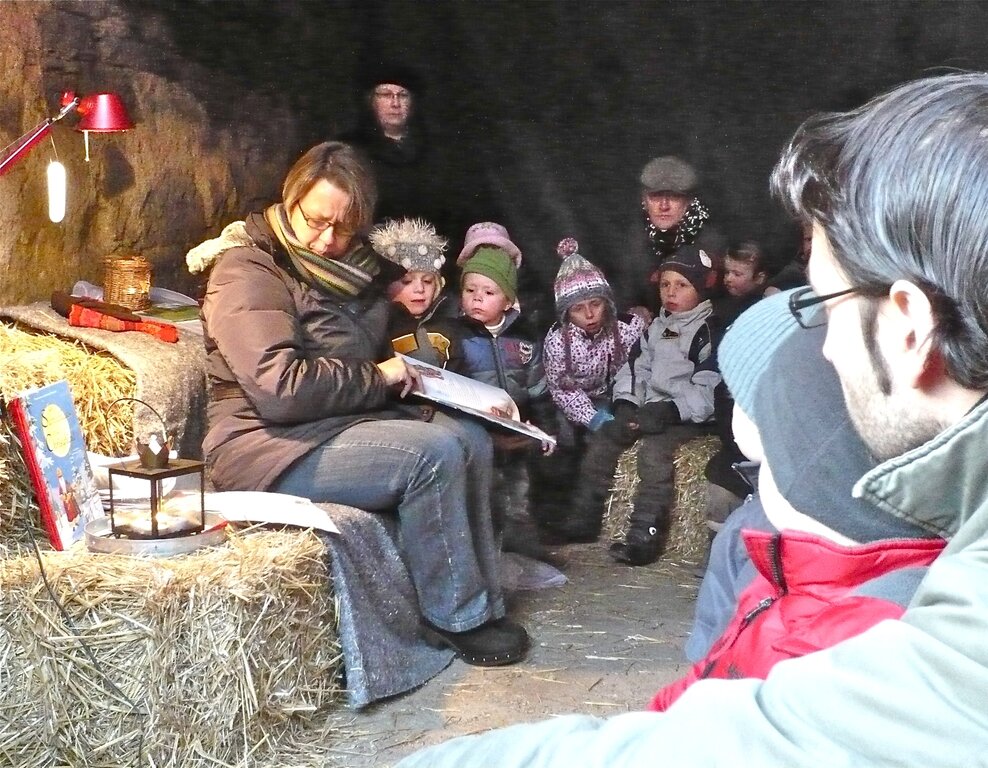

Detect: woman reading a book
194,141,528,667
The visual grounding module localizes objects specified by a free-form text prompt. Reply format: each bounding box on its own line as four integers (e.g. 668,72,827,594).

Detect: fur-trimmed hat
460,246,518,303
369,218,447,279
640,156,698,195
658,244,717,300
457,221,523,268
553,237,614,320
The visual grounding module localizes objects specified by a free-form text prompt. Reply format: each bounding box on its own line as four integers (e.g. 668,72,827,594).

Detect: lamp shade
76,93,133,132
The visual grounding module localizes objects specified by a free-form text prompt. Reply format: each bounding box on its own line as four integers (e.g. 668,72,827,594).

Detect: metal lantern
104,397,205,539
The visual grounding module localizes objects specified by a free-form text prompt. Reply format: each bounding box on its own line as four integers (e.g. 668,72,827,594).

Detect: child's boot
609,509,671,566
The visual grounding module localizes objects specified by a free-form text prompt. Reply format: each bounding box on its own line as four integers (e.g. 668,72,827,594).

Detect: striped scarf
266,204,379,299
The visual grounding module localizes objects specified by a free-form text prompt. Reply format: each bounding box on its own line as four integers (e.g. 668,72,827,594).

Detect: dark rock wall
3,0,988,320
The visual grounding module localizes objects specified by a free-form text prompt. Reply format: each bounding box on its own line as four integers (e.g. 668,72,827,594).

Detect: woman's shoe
421,617,529,666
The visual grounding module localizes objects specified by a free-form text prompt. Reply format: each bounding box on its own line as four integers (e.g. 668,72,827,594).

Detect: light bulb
47,161,66,223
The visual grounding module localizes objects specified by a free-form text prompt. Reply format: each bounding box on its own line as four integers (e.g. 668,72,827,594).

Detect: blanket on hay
322,505,454,708
0,302,207,458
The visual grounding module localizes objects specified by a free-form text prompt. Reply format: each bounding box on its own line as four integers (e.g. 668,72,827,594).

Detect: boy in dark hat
572,244,722,566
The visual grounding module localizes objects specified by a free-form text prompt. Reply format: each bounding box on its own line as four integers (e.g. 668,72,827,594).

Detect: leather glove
638,401,681,434
600,400,640,446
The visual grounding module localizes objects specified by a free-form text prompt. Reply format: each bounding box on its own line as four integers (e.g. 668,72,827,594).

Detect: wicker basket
103,256,152,310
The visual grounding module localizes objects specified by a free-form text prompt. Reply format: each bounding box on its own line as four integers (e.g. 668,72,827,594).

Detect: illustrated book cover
4,380,105,550
397,354,556,446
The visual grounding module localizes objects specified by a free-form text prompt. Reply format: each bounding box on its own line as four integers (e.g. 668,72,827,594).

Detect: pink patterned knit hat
456,221,523,267
553,237,614,321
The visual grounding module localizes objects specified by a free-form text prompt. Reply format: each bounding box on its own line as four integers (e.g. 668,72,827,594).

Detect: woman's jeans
271,411,503,632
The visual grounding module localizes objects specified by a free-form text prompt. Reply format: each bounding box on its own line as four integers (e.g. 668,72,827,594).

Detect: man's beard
843,308,944,462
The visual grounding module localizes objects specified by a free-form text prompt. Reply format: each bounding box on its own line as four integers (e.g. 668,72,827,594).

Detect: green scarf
266,204,379,299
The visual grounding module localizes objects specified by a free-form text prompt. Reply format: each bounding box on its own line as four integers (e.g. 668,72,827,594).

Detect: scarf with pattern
643,197,710,262
265,204,379,299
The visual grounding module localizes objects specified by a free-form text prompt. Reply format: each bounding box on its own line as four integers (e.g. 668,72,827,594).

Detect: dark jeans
271,412,503,633
573,423,705,541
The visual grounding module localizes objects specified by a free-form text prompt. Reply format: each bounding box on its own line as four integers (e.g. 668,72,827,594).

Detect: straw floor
602,436,719,562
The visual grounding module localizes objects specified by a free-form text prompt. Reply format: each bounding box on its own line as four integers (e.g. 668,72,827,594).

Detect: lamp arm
0,97,80,177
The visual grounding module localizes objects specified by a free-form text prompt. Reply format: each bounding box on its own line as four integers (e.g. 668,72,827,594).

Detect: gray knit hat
369,218,447,275
718,289,935,541
640,156,698,194
717,290,800,417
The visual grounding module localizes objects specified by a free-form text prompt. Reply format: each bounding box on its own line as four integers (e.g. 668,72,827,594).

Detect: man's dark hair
771,72,988,390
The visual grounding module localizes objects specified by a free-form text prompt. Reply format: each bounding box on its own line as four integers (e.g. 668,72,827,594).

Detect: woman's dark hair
771,72,988,389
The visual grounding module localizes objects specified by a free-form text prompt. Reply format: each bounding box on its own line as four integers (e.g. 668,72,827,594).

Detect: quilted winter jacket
611,300,720,423
396,396,988,768
201,212,419,492
651,529,945,711
458,308,552,425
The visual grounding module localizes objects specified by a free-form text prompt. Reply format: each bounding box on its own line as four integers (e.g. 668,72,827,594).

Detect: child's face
461,273,512,325
659,270,701,313
388,271,441,318
723,257,766,298
567,297,608,335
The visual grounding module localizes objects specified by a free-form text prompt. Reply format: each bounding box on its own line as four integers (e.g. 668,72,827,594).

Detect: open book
398,354,556,447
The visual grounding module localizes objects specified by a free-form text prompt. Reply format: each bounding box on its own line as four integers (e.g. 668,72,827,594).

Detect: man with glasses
340,66,451,246
396,72,988,767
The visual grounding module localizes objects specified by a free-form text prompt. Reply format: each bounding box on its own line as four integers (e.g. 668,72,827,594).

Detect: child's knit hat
553,237,614,321
460,246,518,303
718,289,936,542
369,218,447,282
658,243,718,300
456,222,523,268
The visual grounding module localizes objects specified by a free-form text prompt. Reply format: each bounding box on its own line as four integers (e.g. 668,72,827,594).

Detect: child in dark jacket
572,243,722,566
372,217,465,370
540,237,645,542
455,222,555,559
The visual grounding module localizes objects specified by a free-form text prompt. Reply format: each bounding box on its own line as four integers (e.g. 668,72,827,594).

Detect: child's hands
628,305,654,325
489,400,522,421
601,400,639,446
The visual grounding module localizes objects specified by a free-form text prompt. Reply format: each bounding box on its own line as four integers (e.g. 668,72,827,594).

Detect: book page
398,354,555,446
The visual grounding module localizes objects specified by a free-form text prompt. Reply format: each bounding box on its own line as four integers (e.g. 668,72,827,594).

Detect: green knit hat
460,246,518,302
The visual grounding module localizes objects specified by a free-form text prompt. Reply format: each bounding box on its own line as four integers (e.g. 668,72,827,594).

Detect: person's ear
885,279,938,390
754,270,768,286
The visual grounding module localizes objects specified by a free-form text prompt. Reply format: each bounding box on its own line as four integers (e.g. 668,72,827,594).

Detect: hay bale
602,435,719,563
0,528,343,767
1,321,137,552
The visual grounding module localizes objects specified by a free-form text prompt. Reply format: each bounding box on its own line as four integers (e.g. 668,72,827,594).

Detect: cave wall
0,0,341,304
3,0,988,317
